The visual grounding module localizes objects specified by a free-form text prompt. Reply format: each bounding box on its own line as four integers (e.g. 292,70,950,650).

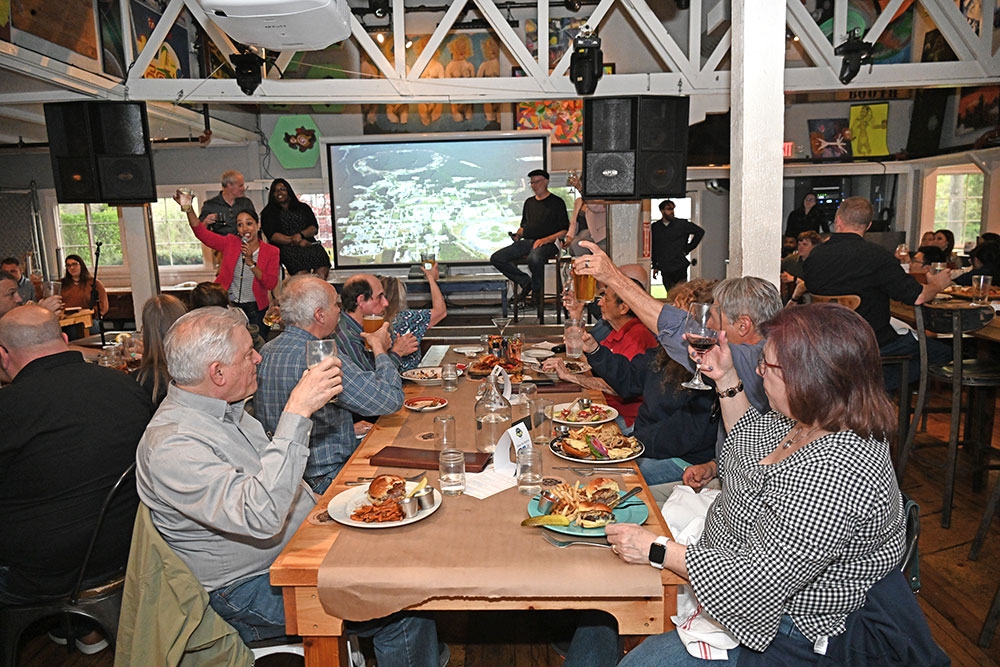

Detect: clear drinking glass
682,303,719,391
517,448,543,495
176,187,194,212
971,275,993,305
564,318,584,359
434,414,456,450
442,363,459,392
306,339,339,403
439,449,466,496
43,281,61,298
530,397,554,444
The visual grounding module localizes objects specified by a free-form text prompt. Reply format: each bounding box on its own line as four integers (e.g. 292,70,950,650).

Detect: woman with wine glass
603,304,944,665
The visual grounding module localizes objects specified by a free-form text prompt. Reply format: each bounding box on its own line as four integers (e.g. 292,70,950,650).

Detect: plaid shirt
255,326,404,481
334,313,403,373
685,408,905,652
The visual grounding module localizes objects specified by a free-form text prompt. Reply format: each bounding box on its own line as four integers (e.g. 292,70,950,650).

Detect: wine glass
306,339,339,403
681,303,719,391
492,317,511,336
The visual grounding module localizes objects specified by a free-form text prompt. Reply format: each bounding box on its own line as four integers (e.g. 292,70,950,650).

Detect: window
148,196,209,267
934,173,983,248
56,203,125,267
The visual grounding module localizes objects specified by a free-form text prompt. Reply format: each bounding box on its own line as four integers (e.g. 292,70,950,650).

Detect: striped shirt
685,408,905,651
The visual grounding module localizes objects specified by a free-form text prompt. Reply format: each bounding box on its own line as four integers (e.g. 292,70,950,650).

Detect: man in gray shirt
136,307,441,663
198,170,257,237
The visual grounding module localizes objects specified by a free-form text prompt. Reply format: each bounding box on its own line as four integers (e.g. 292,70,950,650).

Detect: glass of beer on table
572,265,597,303
362,314,384,350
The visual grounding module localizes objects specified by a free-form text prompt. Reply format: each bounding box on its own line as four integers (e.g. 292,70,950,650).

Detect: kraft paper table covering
317,348,662,621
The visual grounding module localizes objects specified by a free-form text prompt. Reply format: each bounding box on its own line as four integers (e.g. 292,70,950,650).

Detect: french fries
351,500,404,523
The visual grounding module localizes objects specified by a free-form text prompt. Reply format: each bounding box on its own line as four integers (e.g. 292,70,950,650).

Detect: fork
347,471,427,485
541,532,613,549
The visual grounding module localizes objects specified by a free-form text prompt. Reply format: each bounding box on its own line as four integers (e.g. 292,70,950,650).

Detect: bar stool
893,303,1000,529
511,254,565,324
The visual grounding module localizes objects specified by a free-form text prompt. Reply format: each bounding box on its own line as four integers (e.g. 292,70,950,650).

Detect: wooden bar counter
270,346,682,666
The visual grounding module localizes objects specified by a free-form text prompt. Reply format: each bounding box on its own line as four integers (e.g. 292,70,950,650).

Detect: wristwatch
716,381,744,399
648,535,672,569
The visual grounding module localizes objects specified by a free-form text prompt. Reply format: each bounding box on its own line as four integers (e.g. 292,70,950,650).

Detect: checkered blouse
685,408,905,652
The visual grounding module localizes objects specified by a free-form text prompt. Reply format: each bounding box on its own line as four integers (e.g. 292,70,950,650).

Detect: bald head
0,305,67,380
619,264,649,291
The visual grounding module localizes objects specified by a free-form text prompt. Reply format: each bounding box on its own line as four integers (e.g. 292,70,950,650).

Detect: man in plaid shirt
256,275,404,493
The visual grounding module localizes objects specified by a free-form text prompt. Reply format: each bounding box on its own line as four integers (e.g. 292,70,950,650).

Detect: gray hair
221,170,243,187
281,275,333,327
713,276,782,332
164,307,245,385
0,305,62,351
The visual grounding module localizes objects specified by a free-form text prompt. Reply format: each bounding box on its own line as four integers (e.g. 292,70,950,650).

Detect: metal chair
894,303,1000,528
511,253,565,324
980,582,1000,648
0,463,136,667
900,493,921,594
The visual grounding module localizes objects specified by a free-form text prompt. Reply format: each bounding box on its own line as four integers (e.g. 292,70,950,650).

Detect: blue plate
526,491,650,537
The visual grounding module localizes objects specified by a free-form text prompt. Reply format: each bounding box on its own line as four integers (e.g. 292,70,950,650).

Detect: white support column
728,0,784,281
980,160,1000,236
120,205,160,331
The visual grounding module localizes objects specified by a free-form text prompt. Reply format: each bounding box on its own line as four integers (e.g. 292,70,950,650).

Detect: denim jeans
637,457,689,486
209,573,440,665
879,332,951,392
306,461,346,495
564,610,623,667
490,239,559,296
618,615,811,667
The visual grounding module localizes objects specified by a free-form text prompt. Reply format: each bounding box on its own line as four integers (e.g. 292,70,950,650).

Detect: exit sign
783,142,794,158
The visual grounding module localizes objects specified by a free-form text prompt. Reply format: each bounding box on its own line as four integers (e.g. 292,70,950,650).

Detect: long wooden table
271,347,683,666
890,300,1000,343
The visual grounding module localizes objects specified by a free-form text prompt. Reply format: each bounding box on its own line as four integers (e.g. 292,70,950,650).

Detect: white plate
523,349,554,360
549,438,645,464
404,396,448,412
401,367,442,385
550,402,619,426
453,345,483,354
327,482,443,529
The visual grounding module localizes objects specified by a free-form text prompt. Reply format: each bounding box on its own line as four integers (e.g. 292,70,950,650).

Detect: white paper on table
492,420,532,476
463,468,517,499
491,365,512,400
531,341,559,350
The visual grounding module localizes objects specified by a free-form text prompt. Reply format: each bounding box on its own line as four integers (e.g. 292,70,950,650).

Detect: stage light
569,26,604,96
834,28,873,85
371,0,389,19
564,0,582,11
376,32,385,44
676,0,690,8
231,50,264,95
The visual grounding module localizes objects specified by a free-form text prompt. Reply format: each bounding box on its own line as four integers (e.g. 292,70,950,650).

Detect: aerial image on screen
328,136,565,266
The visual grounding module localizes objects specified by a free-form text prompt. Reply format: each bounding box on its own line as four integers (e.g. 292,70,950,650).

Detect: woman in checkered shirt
606,304,934,665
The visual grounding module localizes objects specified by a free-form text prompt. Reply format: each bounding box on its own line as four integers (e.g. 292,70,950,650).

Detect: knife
608,486,643,509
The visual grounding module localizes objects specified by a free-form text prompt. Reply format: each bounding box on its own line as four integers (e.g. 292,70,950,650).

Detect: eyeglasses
757,352,782,376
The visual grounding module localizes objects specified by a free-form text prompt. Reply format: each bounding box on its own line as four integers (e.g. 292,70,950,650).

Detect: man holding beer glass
334,274,418,372
490,169,570,308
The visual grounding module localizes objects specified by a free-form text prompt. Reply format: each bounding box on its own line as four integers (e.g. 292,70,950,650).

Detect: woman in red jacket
181,199,279,333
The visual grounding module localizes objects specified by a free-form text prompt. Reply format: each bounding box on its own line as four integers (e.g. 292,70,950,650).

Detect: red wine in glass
688,335,718,354
682,303,719,391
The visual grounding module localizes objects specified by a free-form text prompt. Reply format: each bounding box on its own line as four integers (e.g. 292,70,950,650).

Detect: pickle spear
521,515,571,527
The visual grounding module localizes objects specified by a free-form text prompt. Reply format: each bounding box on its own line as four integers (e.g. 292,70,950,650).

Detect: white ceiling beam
472,0,553,87
785,0,838,70
267,52,296,80
918,0,981,63
689,0,703,71
0,90,92,104
983,0,997,60
128,0,185,85
348,15,410,95
699,27,731,82
862,0,908,45
619,0,695,82
408,0,467,80
784,60,994,89
833,0,848,47
0,106,46,124
0,41,122,99
537,0,549,73
551,0,616,77
119,0,135,67
392,0,406,78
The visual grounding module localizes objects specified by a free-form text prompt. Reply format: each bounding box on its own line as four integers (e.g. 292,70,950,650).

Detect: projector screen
324,132,559,267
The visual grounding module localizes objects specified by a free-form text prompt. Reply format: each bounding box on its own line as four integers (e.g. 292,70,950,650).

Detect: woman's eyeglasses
757,352,782,376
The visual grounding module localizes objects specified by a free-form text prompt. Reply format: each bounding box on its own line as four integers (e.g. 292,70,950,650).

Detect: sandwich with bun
575,502,615,528
367,474,406,506
584,477,620,505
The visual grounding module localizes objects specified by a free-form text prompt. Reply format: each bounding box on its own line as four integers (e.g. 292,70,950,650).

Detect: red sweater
193,225,279,311
600,317,658,427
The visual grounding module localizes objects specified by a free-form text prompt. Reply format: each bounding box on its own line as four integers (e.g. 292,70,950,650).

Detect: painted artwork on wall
525,17,585,71
807,118,852,159
0,0,10,42
362,32,503,134
131,0,190,78
516,100,583,144
12,0,98,59
956,86,1000,136
849,103,889,156
269,115,322,169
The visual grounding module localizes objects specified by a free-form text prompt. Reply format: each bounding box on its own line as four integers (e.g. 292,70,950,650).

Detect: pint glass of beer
176,188,194,212
420,252,437,272
572,267,597,303
362,314,384,350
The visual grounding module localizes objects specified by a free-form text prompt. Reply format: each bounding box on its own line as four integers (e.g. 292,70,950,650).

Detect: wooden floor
13,389,1000,667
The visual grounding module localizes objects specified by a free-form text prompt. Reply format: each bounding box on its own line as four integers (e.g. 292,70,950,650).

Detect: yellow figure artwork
477,37,501,126
416,36,444,125
445,35,475,122
849,103,889,157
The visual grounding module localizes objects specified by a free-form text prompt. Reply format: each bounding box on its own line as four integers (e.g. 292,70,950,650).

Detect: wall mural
849,103,889,156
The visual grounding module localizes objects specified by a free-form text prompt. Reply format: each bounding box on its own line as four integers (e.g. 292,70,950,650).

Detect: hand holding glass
306,339,339,402
682,303,719,391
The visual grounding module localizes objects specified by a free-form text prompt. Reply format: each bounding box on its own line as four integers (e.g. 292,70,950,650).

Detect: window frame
931,169,984,250
51,199,130,281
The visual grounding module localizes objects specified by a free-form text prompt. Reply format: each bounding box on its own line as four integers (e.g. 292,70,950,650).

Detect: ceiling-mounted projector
198,0,352,51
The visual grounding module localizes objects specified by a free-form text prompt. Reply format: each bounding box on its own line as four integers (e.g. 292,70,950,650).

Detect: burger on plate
560,439,591,459
576,502,615,528
584,477,620,505
367,474,406,506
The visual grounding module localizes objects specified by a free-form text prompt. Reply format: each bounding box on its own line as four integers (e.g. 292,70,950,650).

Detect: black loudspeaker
582,96,688,199
44,101,156,204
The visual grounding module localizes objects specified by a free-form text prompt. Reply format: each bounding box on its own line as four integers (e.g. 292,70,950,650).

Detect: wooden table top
891,300,1000,344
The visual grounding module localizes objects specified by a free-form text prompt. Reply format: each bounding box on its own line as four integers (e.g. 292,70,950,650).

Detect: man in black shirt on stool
651,199,705,291
804,196,952,390
491,169,569,306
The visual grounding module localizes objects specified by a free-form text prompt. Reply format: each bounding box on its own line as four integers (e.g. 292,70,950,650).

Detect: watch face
649,541,666,565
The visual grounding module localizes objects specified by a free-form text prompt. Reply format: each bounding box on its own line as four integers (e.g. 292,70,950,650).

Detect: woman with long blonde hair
135,294,187,406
